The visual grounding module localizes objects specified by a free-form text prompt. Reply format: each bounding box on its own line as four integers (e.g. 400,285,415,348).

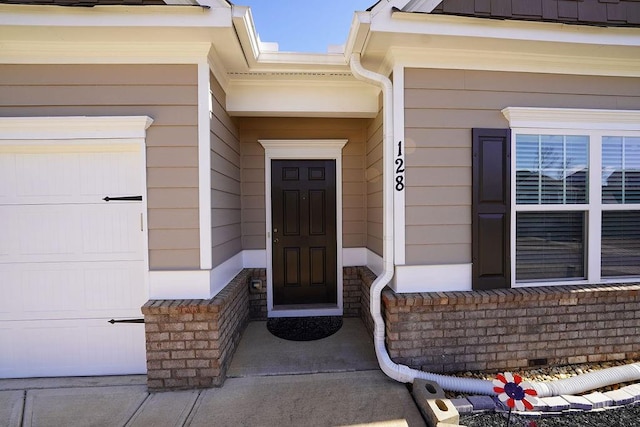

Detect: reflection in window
516,135,589,204
516,211,585,281
602,211,640,277
602,136,640,204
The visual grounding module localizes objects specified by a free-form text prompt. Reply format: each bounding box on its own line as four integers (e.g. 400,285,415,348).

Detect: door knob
273,238,279,244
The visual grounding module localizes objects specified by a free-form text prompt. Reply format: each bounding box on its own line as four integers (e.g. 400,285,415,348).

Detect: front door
271,160,337,306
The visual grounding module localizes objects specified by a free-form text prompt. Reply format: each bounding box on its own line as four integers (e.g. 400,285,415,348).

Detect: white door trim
259,139,347,318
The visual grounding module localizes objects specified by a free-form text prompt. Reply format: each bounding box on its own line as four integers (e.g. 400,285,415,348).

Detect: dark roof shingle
430,0,640,27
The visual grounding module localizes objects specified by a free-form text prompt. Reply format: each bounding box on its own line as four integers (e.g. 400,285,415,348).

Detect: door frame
259,139,347,318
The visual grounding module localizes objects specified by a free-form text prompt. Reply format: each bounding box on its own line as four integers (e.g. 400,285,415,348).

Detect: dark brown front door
271,160,337,306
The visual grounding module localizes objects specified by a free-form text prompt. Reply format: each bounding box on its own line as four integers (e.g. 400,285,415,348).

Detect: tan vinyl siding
210,72,241,268
238,117,367,250
0,64,200,269
366,95,384,257
404,68,640,265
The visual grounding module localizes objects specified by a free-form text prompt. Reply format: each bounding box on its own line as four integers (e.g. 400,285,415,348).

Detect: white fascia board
386,45,640,78
344,11,372,57
383,12,640,47
1,41,213,64
226,81,379,117
231,5,261,64
0,4,231,28
0,116,153,140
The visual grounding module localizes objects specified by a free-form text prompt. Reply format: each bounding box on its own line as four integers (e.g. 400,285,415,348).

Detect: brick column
142,270,251,391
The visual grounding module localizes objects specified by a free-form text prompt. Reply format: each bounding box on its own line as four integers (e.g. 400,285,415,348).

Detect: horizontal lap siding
238,118,368,250
0,64,200,269
210,73,241,268
367,96,384,257
404,68,640,265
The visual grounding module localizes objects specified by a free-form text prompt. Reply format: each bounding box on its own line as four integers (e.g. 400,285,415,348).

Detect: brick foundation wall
142,266,377,391
142,269,254,391
246,267,375,320
383,284,640,374
248,268,267,320
344,267,362,317
359,267,376,339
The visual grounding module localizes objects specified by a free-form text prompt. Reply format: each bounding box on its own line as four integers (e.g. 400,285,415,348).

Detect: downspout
349,53,640,397
349,53,494,395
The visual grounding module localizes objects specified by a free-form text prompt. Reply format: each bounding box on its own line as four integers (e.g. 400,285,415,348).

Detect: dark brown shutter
472,128,511,290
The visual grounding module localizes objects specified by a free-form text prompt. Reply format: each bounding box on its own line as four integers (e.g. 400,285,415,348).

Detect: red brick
161,360,186,369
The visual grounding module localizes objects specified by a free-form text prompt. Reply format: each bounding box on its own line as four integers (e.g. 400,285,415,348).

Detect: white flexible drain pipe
349,52,640,397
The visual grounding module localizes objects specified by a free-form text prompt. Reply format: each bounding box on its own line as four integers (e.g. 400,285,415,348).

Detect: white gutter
349,53,640,396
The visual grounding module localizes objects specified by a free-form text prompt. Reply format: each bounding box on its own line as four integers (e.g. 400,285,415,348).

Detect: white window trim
503,107,640,288
258,139,347,318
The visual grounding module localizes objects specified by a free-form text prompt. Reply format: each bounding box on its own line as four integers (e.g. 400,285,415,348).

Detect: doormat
266,316,343,341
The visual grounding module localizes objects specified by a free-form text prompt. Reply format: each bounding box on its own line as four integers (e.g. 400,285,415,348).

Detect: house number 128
395,141,405,191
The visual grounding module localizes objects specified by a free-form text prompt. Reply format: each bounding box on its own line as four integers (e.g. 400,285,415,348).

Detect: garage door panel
0,262,145,321
21,267,85,316
0,153,15,201
0,268,18,316
14,152,78,200
0,319,146,379
1,148,141,205
81,205,143,258
83,263,146,314
1,204,143,264
16,208,77,257
79,151,142,198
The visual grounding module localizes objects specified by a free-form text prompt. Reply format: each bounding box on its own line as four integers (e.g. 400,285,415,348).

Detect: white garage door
0,142,147,378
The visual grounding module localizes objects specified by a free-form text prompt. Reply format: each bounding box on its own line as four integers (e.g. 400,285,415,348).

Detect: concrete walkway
0,319,426,427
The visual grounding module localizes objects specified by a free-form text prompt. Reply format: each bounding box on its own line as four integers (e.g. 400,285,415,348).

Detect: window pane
516,212,585,281
602,136,640,204
602,211,640,277
515,135,588,205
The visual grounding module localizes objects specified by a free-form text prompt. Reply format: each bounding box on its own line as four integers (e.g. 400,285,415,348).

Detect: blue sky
238,0,375,53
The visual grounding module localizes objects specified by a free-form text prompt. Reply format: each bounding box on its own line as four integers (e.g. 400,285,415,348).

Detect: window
503,108,640,286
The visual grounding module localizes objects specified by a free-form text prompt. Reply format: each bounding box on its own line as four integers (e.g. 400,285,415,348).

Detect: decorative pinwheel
493,372,539,426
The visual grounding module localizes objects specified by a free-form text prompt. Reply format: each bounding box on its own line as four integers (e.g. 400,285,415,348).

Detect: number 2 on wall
395,141,405,191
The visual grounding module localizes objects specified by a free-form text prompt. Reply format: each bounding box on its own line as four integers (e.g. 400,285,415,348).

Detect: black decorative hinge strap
108,318,145,324
103,196,142,202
